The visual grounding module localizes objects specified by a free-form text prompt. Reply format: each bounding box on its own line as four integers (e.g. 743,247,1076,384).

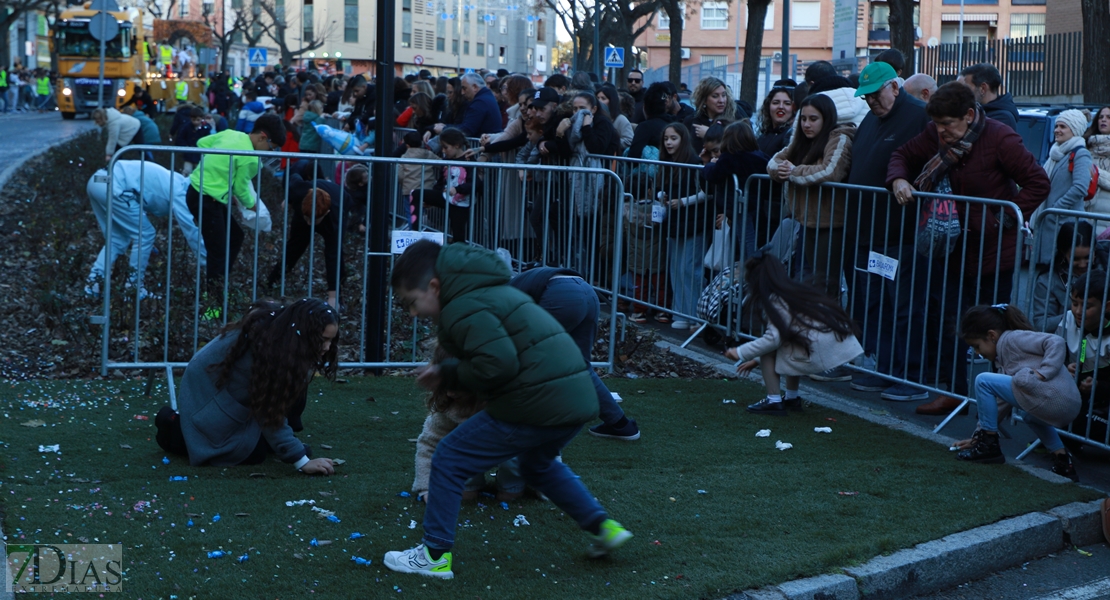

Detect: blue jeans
974,372,1064,452
539,276,624,425
667,234,706,318
423,410,607,550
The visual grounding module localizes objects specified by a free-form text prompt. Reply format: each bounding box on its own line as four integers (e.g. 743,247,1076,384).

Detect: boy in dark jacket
386,241,632,579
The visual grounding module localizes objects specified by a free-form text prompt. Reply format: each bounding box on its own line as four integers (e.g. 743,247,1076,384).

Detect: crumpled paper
775,440,793,451
755,429,771,438
513,514,530,527
38,444,60,453
813,427,832,433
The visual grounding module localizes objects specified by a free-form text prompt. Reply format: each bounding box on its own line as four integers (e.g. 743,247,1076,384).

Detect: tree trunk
740,0,770,106
888,0,916,77
663,1,683,84
1081,0,1110,104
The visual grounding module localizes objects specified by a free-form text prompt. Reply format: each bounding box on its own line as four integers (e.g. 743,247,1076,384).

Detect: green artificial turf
0,376,1100,599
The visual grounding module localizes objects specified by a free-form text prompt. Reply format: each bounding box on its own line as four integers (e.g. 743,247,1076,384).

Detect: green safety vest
143,42,150,63
0,70,7,87
37,76,50,95
175,81,188,101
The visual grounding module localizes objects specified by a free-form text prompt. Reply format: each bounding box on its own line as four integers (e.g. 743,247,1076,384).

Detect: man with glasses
186,113,286,315
623,69,645,123
830,61,933,403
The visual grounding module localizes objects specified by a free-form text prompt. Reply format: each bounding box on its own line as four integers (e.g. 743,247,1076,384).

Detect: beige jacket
412,407,469,497
994,329,1081,428
103,108,141,157
735,298,863,376
768,123,856,229
399,148,441,195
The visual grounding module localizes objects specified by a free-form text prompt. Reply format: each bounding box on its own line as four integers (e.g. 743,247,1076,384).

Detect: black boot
956,431,1005,464
1051,451,1079,482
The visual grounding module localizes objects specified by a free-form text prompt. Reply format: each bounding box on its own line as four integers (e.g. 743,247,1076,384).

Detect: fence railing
917,32,1083,97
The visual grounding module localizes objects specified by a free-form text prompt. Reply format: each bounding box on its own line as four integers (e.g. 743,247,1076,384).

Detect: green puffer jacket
435,244,599,427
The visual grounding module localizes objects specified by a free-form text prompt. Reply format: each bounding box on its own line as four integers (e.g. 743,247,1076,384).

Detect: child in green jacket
385,240,632,579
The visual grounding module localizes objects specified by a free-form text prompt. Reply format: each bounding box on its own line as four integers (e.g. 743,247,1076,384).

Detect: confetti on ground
755,429,771,438
207,551,226,559
133,415,149,421
169,476,187,481
775,440,793,451
408,520,416,529
237,554,249,563
286,499,316,506
37,444,60,453
697,490,707,494
651,540,662,546
813,427,832,433
119,444,132,449
722,399,736,404
320,444,333,449
838,491,859,496
397,491,411,498
350,532,366,540
351,556,372,566
1076,546,1093,557
20,420,46,427
513,515,529,527
332,458,346,465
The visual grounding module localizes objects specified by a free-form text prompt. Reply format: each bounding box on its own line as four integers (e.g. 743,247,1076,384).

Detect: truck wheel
61,112,76,120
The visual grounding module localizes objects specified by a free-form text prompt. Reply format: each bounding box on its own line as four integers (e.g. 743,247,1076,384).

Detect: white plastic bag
702,221,731,271
237,198,272,232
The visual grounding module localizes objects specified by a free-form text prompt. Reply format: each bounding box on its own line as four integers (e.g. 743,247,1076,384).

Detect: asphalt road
0,109,97,187
911,543,1110,600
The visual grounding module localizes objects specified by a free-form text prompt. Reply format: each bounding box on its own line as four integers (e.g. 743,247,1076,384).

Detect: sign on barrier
391,230,444,253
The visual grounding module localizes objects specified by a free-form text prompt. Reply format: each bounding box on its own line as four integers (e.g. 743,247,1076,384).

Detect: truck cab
54,7,144,119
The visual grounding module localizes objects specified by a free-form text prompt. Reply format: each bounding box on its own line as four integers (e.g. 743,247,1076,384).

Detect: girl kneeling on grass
155,298,338,475
725,254,863,416
955,304,1081,481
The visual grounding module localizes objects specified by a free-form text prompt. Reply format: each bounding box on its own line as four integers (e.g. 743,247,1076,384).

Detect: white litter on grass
409,520,417,530
611,392,622,403
38,445,60,453
775,440,793,451
813,427,832,433
286,499,316,507
722,399,737,404
755,429,771,438
311,507,335,518
513,515,530,527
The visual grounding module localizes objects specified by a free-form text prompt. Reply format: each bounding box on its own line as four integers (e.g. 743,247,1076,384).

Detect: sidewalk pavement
647,326,1109,600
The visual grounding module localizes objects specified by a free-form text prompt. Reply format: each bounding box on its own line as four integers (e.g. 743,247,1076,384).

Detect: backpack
1069,150,1099,202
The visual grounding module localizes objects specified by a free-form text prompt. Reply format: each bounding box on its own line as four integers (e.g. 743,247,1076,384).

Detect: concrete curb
648,340,1107,599
0,124,96,191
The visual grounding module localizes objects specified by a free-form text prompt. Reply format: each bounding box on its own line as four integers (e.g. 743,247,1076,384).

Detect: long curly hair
211,298,339,428
691,76,737,122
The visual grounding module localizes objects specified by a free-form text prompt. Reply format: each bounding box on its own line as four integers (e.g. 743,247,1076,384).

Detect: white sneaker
671,319,692,329
383,544,454,579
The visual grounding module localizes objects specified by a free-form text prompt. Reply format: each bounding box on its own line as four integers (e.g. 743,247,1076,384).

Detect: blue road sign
604,47,625,69
248,48,268,67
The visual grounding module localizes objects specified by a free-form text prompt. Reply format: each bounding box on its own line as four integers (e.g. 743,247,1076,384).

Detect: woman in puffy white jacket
1085,106,1110,232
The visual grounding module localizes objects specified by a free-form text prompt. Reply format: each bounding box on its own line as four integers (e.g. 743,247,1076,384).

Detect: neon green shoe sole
588,518,633,558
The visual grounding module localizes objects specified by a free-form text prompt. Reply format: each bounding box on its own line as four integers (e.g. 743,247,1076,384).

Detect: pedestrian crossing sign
604,47,624,68
248,48,268,67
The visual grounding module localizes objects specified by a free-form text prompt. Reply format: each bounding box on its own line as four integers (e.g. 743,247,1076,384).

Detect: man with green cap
835,60,933,404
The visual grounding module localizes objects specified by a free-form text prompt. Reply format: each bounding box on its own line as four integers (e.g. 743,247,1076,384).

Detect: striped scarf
914,105,987,193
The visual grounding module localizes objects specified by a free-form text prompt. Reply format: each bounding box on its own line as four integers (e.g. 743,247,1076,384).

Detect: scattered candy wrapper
697,490,707,494
237,554,249,563
326,515,341,523
408,520,417,530
755,429,771,438
722,399,737,404
949,446,960,452
186,519,194,527
351,556,372,566
813,427,832,433
775,440,793,451
162,457,170,465
207,551,226,559
332,458,346,465
133,415,149,421
349,532,365,540
651,540,662,546
500,502,509,510
611,392,622,403
397,491,411,498
21,420,46,427
320,444,333,450
838,491,859,496
513,514,530,527
310,538,332,546
286,499,316,506
826,417,837,422
38,444,60,453
1076,546,1093,557
212,514,221,522
169,476,188,481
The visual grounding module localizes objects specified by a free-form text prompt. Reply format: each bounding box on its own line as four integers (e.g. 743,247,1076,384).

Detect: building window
302,0,313,44
499,15,507,34
232,30,243,43
745,1,774,30
464,9,470,35
658,2,685,29
792,1,820,29
275,0,284,20
527,20,535,36
498,46,506,64
701,2,728,29
1010,13,1045,38
452,39,459,54
476,42,484,55
527,47,534,65
402,6,411,47
437,36,445,51
231,0,242,9
536,18,545,41
179,0,188,17
463,40,469,54
701,54,727,68
870,3,919,30
344,0,358,43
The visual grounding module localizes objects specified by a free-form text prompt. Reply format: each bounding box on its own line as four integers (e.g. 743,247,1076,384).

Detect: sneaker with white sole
383,544,454,579
809,366,852,382
880,383,930,402
850,374,890,392
587,519,633,558
671,319,693,329
588,419,641,441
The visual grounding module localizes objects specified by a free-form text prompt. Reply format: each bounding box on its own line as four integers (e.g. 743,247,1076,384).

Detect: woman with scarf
887,82,1049,402
1029,109,1094,270
1085,106,1110,232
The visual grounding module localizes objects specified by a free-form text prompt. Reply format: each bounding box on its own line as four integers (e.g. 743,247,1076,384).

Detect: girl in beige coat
726,255,863,416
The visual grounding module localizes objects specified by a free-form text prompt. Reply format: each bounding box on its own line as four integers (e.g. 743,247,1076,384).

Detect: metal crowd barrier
95,145,625,409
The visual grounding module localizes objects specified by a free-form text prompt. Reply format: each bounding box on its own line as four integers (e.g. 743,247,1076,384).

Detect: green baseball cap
854,62,897,97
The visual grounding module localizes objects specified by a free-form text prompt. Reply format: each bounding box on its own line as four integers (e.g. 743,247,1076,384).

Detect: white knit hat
1056,109,1089,138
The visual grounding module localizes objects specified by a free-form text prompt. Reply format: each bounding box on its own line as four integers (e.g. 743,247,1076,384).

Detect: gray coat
994,329,1081,428
1031,143,1093,266
178,331,308,466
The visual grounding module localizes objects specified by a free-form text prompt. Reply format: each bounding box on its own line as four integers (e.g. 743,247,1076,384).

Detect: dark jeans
846,244,929,383
411,189,470,243
269,213,345,292
423,410,606,550
186,186,244,286
539,276,624,425
930,264,1014,395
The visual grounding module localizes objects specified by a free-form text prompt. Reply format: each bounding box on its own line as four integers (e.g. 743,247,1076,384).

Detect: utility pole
781,0,790,79
366,0,395,369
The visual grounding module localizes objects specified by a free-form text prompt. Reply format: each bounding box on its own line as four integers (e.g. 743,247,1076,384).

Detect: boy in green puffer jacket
384,240,632,579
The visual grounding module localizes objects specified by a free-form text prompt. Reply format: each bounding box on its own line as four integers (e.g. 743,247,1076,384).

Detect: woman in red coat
886,82,1049,405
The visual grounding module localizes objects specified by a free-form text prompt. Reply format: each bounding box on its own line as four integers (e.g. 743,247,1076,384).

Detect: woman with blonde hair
684,76,736,154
